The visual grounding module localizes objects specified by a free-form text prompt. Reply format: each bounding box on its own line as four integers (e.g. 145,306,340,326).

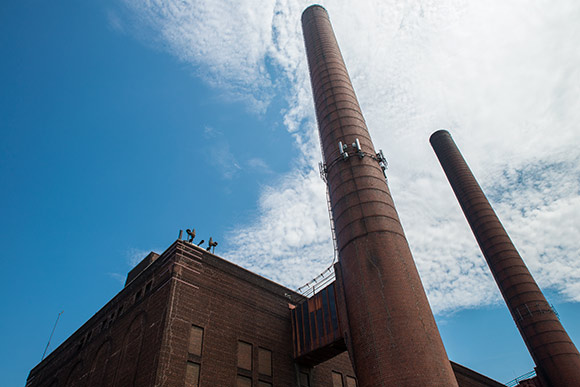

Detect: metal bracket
352,138,364,158
319,162,328,183
375,149,388,177
339,141,349,160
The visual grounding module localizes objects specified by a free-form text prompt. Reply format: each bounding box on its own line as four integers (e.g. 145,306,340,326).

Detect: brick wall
27,239,505,386
156,240,356,386
26,240,357,386
26,243,177,387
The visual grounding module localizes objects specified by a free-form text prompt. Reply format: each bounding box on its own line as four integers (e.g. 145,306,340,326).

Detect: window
346,376,357,387
237,341,253,371
332,371,344,387
185,362,200,387
236,375,252,387
188,325,204,357
300,371,310,387
258,348,272,376
186,326,203,386
258,382,272,387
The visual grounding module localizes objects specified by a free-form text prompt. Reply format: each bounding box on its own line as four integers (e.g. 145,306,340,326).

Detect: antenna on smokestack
338,141,349,160
352,138,364,158
376,150,388,177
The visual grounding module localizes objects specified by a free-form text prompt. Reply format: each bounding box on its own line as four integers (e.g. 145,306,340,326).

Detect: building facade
26,240,356,387
27,239,512,387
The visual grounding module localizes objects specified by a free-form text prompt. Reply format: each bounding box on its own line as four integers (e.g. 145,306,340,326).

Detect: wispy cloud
122,0,278,112
203,125,242,179
125,247,158,268
246,157,272,174
121,0,580,313
107,272,126,285
106,8,125,33
224,168,334,287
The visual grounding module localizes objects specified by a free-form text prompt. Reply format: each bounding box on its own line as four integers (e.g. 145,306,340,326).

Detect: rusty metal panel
291,281,346,365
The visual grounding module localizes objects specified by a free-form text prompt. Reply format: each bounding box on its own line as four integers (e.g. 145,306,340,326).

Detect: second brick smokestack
430,129,580,387
302,6,457,386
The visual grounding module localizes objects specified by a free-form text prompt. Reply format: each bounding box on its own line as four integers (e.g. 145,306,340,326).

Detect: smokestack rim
302,4,328,22
429,129,452,145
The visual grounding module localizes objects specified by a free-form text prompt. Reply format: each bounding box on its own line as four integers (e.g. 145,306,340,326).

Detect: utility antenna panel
42,310,63,361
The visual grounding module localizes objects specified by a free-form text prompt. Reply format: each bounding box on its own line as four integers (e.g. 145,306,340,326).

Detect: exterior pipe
430,129,580,387
301,6,458,386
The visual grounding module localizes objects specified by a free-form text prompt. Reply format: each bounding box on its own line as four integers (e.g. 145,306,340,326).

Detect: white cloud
123,0,278,112
225,168,335,287
122,0,580,313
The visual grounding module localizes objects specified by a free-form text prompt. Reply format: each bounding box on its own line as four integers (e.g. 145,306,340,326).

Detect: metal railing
296,264,336,298
505,369,536,387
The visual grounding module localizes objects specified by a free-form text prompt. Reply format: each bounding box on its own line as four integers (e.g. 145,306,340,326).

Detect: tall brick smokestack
301,6,458,386
430,129,580,387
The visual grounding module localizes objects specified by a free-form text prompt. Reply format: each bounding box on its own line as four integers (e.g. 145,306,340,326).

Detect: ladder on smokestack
294,164,339,298
319,162,338,263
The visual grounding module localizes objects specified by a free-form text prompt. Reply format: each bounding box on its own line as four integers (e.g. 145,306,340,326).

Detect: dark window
145,281,152,293
237,375,252,387
258,381,272,387
332,371,344,387
258,347,272,376
300,371,310,387
185,362,200,387
135,290,142,301
188,325,204,357
237,341,252,371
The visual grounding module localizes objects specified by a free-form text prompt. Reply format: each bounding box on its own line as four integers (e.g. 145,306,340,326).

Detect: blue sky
1,1,579,386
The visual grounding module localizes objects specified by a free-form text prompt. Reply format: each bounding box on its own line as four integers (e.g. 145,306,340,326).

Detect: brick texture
301,5,458,386
26,240,356,386
430,130,580,387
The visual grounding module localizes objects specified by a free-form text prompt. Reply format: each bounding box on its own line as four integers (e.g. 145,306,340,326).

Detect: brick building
26,239,508,387
26,240,357,387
